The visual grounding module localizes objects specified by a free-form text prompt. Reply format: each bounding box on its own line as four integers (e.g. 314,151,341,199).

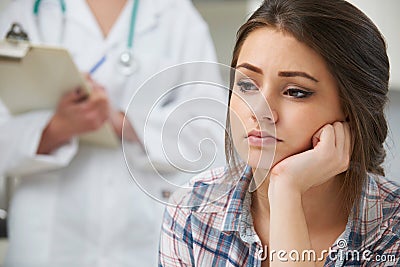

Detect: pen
89,55,106,75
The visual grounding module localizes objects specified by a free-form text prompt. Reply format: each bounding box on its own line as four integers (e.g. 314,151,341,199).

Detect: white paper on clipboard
0,39,119,148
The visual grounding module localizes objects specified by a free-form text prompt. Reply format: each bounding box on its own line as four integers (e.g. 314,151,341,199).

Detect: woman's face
230,27,345,170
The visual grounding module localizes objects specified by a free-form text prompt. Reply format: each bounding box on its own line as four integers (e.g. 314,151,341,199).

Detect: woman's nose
251,96,278,124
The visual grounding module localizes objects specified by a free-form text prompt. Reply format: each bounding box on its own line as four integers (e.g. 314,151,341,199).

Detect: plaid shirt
159,166,400,266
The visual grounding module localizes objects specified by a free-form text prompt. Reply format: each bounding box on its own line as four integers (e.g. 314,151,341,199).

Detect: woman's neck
251,170,349,232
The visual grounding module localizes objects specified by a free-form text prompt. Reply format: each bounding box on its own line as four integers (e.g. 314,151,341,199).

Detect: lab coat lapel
134,0,161,36
103,0,162,47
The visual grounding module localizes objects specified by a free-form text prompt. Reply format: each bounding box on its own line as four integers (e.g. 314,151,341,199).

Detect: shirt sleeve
346,208,400,266
368,222,400,266
366,183,400,266
0,105,78,178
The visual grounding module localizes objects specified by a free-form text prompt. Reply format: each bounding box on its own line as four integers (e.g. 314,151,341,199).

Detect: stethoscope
33,0,140,75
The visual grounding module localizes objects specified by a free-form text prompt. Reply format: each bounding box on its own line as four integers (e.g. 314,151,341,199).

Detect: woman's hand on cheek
269,122,351,196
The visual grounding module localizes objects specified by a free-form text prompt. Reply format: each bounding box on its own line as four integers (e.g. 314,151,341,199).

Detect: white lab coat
0,0,227,266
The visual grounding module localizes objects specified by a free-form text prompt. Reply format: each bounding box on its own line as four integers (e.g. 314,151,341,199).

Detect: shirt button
162,190,171,199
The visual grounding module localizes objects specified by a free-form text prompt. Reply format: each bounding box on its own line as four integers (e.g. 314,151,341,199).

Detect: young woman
159,0,400,266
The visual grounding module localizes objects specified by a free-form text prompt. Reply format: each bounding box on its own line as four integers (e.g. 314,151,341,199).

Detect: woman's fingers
333,121,345,150
315,122,350,174
312,127,323,148
342,122,351,171
331,121,351,173
343,123,351,154
314,124,335,151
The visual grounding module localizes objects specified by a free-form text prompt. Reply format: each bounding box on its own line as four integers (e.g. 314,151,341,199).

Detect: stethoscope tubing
33,0,140,75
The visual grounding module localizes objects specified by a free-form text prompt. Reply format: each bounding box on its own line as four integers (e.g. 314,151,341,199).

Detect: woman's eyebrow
236,63,319,83
278,71,319,83
236,63,263,74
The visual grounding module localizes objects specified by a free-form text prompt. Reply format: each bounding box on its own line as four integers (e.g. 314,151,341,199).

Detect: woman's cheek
229,96,251,160
281,115,327,158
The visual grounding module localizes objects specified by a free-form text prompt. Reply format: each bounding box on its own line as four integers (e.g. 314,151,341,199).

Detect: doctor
0,0,227,266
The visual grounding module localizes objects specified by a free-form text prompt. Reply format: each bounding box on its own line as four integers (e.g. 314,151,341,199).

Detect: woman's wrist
268,176,303,204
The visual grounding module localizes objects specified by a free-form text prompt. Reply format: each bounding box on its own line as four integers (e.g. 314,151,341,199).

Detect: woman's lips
246,130,282,147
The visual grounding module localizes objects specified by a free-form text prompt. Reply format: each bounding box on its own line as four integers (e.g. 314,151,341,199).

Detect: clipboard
0,37,120,148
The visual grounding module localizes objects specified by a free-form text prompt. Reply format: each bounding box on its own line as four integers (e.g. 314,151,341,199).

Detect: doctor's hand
85,76,138,142
109,111,140,142
268,122,351,197
37,84,111,154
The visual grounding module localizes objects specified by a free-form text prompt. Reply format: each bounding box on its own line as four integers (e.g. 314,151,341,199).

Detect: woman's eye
283,88,314,99
236,80,258,92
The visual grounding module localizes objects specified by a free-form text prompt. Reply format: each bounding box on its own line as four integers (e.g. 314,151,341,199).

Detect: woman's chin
245,153,276,170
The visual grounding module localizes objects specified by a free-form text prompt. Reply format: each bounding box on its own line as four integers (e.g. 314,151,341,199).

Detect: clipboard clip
1,23,31,59
5,23,30,42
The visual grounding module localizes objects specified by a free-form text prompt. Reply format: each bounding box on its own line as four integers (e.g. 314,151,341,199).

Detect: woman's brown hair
225,0,390,213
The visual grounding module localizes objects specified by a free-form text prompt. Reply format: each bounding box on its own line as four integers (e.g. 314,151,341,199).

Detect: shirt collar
134,0,161,35
220,167,384,250
220,165,252,233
